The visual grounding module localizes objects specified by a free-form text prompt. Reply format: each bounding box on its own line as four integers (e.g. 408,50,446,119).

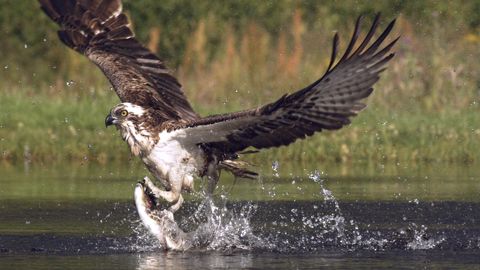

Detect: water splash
193,199,267,250
406,224,445,250
129,195,267,251
130,220,162,252
258,170,447,252
272,161,280,178
66,80,76,87
128,169,450,253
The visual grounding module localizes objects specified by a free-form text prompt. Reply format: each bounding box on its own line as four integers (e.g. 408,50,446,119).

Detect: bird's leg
143,176,165,196
143,176,183,213
168,194,184,213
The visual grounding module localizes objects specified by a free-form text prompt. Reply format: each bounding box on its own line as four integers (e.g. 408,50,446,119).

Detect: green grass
1,3,480,167
0,87,478,166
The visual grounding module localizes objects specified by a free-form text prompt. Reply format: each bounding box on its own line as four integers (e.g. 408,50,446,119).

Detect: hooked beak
105,113,115,127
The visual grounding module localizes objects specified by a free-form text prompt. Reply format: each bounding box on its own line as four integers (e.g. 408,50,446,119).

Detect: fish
134,180,192,250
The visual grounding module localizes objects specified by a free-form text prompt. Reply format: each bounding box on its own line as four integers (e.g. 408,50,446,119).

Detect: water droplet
308,170,322,183
272,161,280,177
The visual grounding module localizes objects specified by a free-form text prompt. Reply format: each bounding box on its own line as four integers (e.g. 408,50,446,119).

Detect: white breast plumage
143,129,205,190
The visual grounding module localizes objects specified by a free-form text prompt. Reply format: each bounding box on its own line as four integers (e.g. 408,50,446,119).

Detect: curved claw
142,176,184,213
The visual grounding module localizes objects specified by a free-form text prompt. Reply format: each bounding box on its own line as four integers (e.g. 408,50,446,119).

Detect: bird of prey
39,0,397,213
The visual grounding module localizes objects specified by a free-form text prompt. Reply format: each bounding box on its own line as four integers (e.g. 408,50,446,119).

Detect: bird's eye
120,110,128,117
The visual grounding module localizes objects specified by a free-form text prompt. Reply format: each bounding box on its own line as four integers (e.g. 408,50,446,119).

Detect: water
0,163,479,269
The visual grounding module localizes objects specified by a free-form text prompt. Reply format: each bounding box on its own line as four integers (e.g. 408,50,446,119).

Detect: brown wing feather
39,0,199,121
178,14,397,153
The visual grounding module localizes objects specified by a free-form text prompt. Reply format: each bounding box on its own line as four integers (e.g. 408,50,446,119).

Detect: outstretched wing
177,14,397,153
39,0,199,121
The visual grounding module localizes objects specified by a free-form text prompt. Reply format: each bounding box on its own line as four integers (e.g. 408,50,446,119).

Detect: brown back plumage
39,0,199,121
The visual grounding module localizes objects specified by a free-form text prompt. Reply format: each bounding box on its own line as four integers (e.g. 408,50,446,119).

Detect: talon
167,194,184,213
143,177,158,190
161,209,174,221
143,176,152,184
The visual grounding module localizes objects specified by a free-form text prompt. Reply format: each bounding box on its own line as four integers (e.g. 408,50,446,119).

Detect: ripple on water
124,170,476,254
0,167,478,256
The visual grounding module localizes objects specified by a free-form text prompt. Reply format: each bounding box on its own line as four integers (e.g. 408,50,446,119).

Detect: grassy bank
0,87,478,166
1,3,479,166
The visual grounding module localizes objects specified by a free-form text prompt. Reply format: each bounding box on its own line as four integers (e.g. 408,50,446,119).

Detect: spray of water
406,223,445,250
126,164,446,252
129,193,268,251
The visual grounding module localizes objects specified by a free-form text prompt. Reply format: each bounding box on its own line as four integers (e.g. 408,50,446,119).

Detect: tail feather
219,160,258,179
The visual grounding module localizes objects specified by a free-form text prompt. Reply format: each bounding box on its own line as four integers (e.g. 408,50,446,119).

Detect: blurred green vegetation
1,161,480,203
0,0,479,166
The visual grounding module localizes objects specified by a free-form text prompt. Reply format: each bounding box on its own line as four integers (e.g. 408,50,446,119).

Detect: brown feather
39,0,199,121
177,14,398,155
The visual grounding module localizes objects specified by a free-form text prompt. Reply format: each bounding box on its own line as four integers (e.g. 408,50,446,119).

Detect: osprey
40,0,397,213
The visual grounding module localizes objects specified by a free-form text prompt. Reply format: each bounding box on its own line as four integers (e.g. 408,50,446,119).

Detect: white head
105,102,146,125
105,102,154,156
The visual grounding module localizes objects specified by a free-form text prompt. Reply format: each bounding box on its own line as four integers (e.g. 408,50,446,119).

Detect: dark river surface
0,162,479,269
